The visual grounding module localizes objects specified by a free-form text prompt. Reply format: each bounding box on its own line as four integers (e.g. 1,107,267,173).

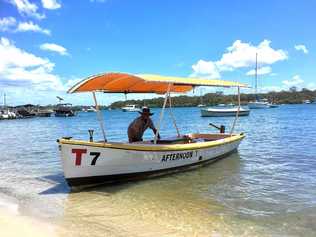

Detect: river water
0,105,315,236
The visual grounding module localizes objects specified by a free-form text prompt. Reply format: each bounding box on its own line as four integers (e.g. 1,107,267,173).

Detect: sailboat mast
255,53,258,95
3,93,6,108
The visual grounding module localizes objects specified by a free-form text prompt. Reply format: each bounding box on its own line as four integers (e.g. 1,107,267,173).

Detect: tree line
109,87,316,108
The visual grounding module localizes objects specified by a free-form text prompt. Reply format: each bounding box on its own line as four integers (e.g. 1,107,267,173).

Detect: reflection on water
0,105,316,236
60,154,244,236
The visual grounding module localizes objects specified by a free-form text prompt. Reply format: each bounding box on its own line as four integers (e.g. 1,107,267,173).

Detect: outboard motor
209,123,225,133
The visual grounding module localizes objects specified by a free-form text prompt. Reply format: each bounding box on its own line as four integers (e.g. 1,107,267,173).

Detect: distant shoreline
109,88,316,109
1,88,315,109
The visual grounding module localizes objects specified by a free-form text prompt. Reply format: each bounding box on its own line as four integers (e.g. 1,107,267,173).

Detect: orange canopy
68,72,248,94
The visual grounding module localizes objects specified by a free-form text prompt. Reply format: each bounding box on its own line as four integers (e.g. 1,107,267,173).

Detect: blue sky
0,0,315,105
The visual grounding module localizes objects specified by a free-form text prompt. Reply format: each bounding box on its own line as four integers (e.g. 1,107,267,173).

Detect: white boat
0,93,17,119
201,106,250,117
121,104,141,112
0,110,17,119
303,100,311,104
85,106,97,112
248,54,275,109
248,100,271,109
57,72,247,189
197,104,206,107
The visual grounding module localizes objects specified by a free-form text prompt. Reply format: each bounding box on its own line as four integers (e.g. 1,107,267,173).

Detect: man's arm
148,118,160,139
152,127,160,139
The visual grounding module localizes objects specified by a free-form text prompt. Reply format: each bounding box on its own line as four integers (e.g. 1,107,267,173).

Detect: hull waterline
201,107,250,117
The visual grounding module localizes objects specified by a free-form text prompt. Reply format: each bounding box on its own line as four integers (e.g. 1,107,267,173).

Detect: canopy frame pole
168,93,180,137
230,86,241,135
154,84,171,144
92,92,107,143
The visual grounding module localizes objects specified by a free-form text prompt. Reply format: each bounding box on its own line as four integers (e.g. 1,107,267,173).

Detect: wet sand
0,200,56,237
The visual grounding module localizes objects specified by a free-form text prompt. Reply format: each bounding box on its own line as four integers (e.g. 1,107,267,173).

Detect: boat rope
154,83,171,144
92,92,107,143
230,86,240,135
168,93,180,137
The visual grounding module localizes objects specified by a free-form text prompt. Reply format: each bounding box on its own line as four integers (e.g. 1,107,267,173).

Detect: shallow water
0,105,316,236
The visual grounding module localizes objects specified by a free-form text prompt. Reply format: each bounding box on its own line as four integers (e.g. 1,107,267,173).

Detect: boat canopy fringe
68,73,248,94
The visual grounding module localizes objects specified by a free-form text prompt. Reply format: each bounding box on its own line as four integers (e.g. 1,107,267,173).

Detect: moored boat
248,100,271,109
16,107,36,118
121,104,141,112
83,106,97,112
0,110,17,119
57,72,247,189
0,93,17,119
36,108,54,117
248,54,276,109
55,103,75,117
201,106,250,117
59,133,244,187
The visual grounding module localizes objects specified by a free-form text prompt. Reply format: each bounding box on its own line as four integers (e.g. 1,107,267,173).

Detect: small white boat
303,100,311,104
121,104,141,112
197,104,206,107
248,54,276,109
58,72,247,189
0,93,17,119
201,106,250,117
248,100,271,109
85,106,97,112
0,110,17,119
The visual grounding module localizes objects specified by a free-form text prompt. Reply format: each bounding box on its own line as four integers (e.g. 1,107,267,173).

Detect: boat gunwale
58,133,245,151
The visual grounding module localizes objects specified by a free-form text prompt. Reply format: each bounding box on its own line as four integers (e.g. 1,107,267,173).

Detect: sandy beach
0,204,56,237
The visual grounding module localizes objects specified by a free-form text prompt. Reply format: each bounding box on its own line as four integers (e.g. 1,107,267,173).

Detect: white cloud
191,39,287,78
191,60,220,79
9,0,45,19
0,37,64,91
294,44,308,54
306,82,316,90
0,17,17,32
41,0,61,10
217,40,287,70
0,18,50,35
16,21,51,35
40,43,69,56
282,75,304,87
246,66,272,76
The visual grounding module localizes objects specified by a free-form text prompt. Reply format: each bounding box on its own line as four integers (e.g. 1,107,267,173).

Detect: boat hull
55,111,75,117
248,102,270,109
122,108,141,112
201,108,250,117
66,149,237,187
58,134,244,188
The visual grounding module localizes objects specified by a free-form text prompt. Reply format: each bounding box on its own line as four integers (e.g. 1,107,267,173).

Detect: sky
0,0,315,106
